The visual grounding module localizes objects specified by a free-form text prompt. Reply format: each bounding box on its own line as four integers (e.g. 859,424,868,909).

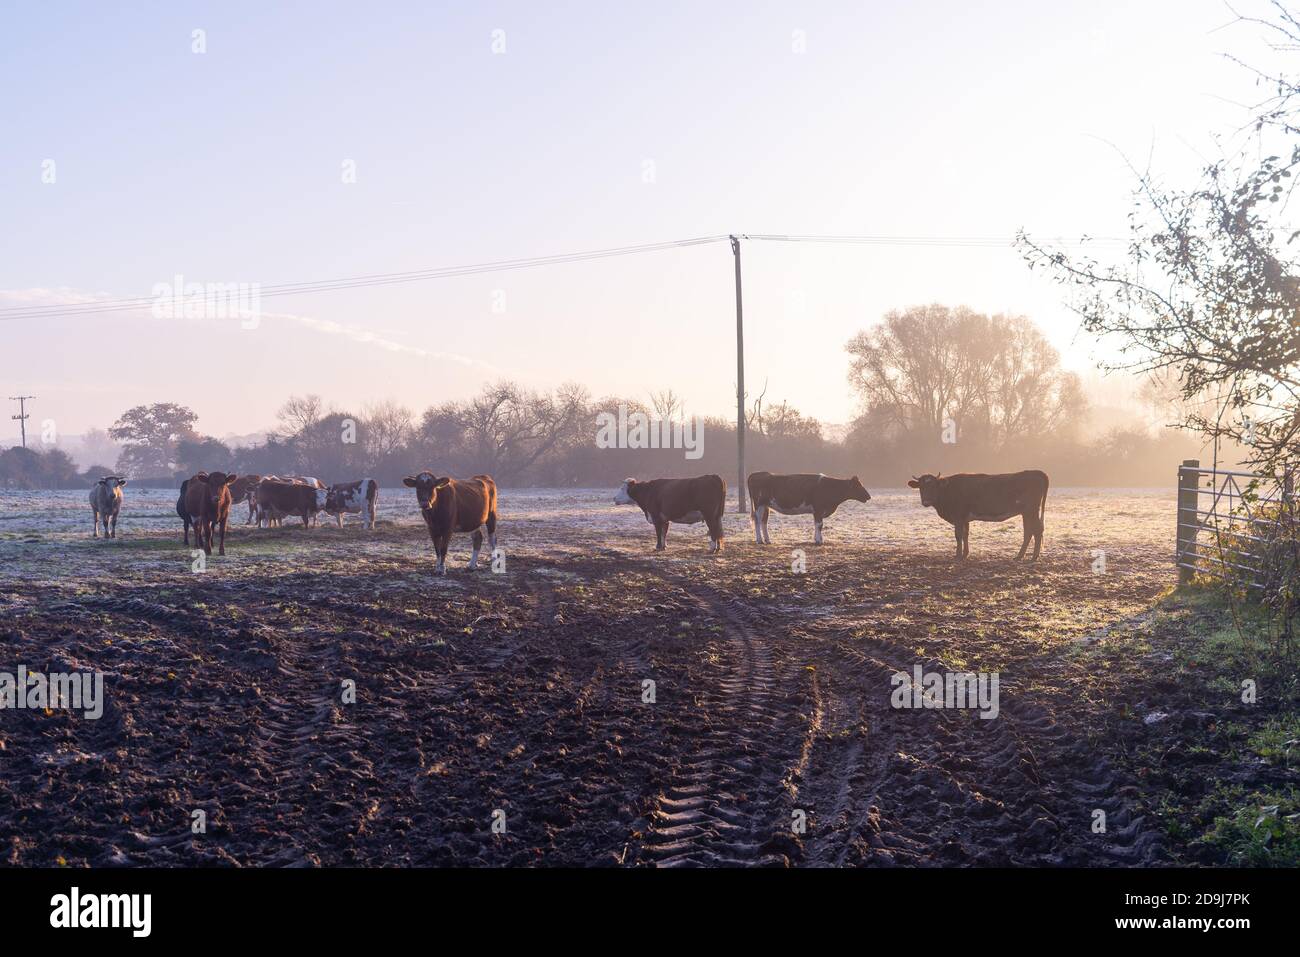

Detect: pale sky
0,0,1282,440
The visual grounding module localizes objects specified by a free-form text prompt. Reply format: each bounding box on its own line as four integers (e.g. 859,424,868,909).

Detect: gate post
1177,459,1200,584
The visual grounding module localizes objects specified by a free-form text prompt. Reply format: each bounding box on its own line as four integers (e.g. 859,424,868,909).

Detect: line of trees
0,304,1207,490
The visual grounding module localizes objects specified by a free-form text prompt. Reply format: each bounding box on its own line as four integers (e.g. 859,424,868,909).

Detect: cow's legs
469,529,484,569
217,517,227,556
752,505,762,543
109,511,118,538
953,524,964,560
92,509,100,538
486,510,497,550
761,506,772,544
336,513,343,528
962,523,970,559
1032,514,1044,561
813,513,824,546
433,533,450,575
706,512,723,553
654,521,668,551
1015,515,1031,560
183,516,190,546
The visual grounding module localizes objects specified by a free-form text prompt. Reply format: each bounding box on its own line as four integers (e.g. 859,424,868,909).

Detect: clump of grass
1246,714,1300,766
1201,791,1300,867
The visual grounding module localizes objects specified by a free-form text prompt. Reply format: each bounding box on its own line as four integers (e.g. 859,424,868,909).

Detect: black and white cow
324,478,379,529
747,471,870,545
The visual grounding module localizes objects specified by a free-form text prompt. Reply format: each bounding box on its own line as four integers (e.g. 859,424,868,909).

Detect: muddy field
0,486,1185,866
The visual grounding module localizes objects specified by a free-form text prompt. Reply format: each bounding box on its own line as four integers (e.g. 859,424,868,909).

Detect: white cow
89,476,128,538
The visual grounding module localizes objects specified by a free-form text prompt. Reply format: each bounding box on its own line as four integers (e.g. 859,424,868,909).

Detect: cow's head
848,475,870,502
97,476,127,489
205,471,238,505
907,473,941,507
614,479,638,505
403,471,450,510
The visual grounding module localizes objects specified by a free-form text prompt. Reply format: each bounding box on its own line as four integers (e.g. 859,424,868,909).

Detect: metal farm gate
1176,458,1294,588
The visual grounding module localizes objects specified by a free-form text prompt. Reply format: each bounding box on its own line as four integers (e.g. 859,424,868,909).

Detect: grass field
1,486,1295,866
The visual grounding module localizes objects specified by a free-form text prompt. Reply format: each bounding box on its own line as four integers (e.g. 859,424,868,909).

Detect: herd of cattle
86,468,1051,570
174,473,380,555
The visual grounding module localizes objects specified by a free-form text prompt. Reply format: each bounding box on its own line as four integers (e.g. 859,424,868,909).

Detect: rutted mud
0,488,1176,866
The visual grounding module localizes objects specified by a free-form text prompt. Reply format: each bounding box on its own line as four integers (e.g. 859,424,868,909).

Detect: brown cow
907,470,1049,561
227,473,262,525
255,479,326,528
614,475,726,552
403,471,498,575
747,471,870,545
183,471,238,556
177,473,206,545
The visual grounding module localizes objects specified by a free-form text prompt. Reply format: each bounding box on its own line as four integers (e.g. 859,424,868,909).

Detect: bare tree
649,388,684,422
846,306,1085,448
1019,3,1300,479
276,394,323,440
363,400,414,462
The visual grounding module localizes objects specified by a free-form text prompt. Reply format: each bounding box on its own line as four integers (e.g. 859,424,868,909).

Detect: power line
746,233,1128,247
0,235,730,322
0,232,1125,323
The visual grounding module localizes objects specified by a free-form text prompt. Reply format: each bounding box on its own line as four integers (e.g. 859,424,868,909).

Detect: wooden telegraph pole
9,395,34,449
730,235,747,514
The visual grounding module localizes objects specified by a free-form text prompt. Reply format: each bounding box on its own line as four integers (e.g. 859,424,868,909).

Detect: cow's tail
1039,473,1049,529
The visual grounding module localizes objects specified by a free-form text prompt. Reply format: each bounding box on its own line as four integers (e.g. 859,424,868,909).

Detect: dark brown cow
183,471,238,556
254,475,325,527
614,474,726,552
747,471,870,545
228,473,262,525
255,479,325,529
907,470,1049,561
403,471,498,574
177,473,206,545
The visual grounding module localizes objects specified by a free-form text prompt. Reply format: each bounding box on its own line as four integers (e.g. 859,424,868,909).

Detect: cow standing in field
324,478,379,529
255,475,326,527
747,471,870,545
255,478,327,528
89,476,127,538
183,471,238,556
403,472,498,574
177,474,205,545
614,475,727,552
907,470,1049,561
227,474,262,525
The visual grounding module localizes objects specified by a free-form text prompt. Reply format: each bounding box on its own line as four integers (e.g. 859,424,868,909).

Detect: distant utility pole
730,235,747,514
9,395,35,448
